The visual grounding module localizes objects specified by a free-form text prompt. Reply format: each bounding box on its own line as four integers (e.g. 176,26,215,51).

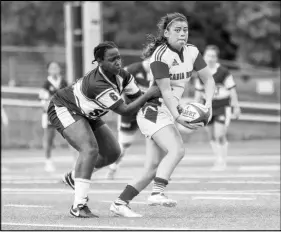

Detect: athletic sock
151,177,168,195
73,178,91,207
114,185,139,205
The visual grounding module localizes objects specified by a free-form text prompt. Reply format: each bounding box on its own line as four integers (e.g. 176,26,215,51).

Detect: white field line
192,196,256,200
2,155,280,164
4,204,52,208
0,222,197,230
1,179,280,185
1,173,275,179
239,166,280,171
2,188,280,196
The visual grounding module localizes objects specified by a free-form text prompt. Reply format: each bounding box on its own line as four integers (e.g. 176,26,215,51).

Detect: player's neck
101,67,115,79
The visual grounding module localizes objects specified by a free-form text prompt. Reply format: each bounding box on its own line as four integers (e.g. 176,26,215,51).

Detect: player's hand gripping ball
177,102,211,127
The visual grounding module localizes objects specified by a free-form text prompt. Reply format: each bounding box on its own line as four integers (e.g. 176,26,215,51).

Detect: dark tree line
1,1,280,67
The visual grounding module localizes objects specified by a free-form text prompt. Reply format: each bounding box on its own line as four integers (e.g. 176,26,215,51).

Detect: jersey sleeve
95,88,124,110
224,74,236,89
150,45,170,80
123,74,142,96
190,46,207,72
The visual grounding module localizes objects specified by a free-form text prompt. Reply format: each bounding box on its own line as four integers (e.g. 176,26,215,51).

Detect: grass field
1,139,280,230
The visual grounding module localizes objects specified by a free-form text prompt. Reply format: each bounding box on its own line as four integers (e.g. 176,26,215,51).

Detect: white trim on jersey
224,74,236,90
123,74,140,95
99,66,118,90
73,79,109,115
54,104,75,128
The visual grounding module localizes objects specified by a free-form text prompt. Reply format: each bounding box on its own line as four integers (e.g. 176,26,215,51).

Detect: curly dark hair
142,12,187,59
92,41,118,63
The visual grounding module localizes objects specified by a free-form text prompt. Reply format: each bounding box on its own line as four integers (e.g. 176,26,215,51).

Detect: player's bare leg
62,118,106,218
210,121,228,171
44,127,56,172
147,125,184,207
110,138,164,217
106,143,129,179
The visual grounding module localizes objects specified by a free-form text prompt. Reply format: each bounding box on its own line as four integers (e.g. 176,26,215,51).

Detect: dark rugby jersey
125,61,152,92
39,75,68,112
195,63,236,108
52,66,141,120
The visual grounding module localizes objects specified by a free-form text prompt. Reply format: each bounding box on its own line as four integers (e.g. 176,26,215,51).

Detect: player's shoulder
151,43,169,62
185,43,200,54
217,63,230,75
118,68,132,80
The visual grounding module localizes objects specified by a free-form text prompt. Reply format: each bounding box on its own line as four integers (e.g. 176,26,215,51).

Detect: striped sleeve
150,44,170,79
95,88,123,110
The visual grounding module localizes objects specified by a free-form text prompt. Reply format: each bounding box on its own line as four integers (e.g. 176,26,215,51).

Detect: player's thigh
90,120,121,158
48,100,98,152
205,119,215,140
144,138,165,170
152,124,184,154
213,107,231,138
63,117,99,152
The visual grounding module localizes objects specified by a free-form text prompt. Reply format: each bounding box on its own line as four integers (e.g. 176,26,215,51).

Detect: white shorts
137,104,175,139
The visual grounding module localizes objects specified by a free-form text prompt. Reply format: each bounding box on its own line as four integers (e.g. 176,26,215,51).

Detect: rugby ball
178,102,210,126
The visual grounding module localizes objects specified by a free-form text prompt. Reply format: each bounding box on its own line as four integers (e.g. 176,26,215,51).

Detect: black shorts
208,106,232,125
47,100,105,136
118,114,139,132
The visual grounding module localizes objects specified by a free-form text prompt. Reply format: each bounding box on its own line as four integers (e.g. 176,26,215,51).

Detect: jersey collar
98,66,122,92
166,43,184,62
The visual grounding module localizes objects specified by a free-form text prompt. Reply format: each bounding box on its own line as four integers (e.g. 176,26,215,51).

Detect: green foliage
1,1,280,67
222,1,280,67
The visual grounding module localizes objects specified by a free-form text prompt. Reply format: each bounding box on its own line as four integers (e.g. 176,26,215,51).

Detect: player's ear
164,29,169,38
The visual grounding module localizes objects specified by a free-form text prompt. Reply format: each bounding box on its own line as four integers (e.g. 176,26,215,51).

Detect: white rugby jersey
53,66,141,120
150,43,207,103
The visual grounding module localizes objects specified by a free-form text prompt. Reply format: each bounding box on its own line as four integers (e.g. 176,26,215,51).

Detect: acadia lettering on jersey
170,71,193,80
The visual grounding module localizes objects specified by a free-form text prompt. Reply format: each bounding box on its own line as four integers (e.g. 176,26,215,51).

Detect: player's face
48,62,61,76
204,49,218,66
165,21,188,50
102,48,122,75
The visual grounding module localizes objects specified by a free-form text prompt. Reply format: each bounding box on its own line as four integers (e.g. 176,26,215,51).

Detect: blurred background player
194,45,241,171
38,61,68,172
1,103,9,127
105,59,153,179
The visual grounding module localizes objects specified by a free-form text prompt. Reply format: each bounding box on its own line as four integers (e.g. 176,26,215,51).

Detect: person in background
105,59,153,179
1,103,9,127
38,61,68,172
194,45,241,171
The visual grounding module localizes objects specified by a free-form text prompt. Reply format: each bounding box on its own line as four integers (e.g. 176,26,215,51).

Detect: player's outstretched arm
197,67,216,109
112,85,161,117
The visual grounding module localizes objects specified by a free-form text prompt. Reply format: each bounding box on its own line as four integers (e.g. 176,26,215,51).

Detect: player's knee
80,145,99,157
106,146,122,165
218,136,227,144
169,145,185,160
